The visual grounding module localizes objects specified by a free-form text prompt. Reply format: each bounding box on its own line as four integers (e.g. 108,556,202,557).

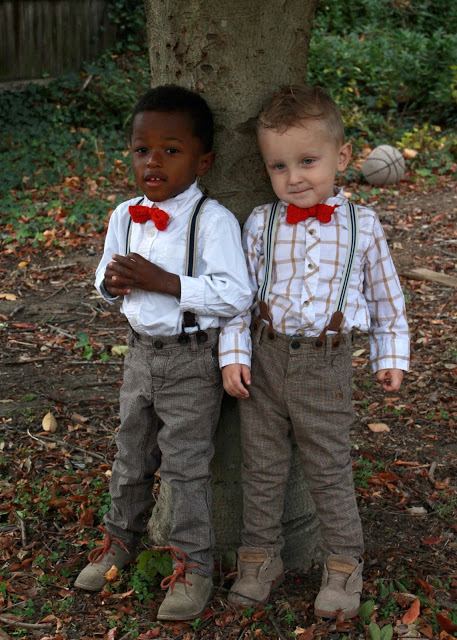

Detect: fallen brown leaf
402,597,420,624
368,422,391,433
436,612,457,633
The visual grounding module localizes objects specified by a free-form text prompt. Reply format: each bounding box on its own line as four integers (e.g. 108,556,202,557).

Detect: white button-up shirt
95,182,252,336
219,189,410,373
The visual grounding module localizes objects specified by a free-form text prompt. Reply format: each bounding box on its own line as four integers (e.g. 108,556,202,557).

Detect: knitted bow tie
128,204,170,231
286,203,337,225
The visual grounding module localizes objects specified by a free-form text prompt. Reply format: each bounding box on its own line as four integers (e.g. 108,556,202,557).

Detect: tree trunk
144,0,321,570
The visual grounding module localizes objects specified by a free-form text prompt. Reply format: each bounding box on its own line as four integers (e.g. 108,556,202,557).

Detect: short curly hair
257,84,345,147
131,85,214,152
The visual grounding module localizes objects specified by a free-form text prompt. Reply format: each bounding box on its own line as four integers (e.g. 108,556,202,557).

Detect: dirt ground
1,186,456,639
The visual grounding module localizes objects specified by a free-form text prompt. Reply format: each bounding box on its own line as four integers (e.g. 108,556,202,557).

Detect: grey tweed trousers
239,326,364,560
104,328,223,577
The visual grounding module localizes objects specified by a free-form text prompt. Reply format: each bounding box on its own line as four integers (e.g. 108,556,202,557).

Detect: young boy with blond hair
74,85,251,621
220,84,409,619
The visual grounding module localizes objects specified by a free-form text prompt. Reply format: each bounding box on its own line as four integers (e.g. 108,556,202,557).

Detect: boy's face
130,110,214,202
258,119,351,208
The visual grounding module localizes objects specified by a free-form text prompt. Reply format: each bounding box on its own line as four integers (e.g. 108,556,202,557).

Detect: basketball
361,145,406,186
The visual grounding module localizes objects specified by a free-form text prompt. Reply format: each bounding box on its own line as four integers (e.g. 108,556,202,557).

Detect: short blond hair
257,84,345,147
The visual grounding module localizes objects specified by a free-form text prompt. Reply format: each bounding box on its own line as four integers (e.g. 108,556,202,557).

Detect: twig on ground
5,356,54,365
0,601,28,614
267,612,288,640
41,262,78,272
13,512,27,548
0,615,51,631
44,283,71,301
8,305,24,319
45,323,74,337
27,428,106,461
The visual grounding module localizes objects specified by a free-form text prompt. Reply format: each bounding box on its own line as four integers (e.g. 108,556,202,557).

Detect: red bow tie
128,204,170,231
286,203,337,225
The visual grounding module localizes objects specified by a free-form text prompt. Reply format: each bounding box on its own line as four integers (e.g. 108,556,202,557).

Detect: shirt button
131,316,137,323
304,301,310,307
308,263,314,270
309,229,316,235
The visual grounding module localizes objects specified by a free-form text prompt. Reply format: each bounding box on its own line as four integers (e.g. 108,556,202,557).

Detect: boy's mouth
144,174,166,186
289,187,311,194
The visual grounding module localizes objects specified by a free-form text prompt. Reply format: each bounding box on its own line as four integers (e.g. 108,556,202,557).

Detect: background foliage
0,0,456,245
308,0,457,143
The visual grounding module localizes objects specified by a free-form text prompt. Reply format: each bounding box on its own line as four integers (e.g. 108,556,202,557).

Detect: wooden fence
0,0,117,82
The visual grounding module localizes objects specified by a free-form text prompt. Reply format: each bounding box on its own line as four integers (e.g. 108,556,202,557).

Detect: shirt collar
280,186,348,211
142,181,202,218
325,186,348,208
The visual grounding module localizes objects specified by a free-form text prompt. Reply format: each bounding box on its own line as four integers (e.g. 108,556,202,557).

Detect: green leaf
380,623,393,640
395,580,408,593
136,550,157,576
75,331,90,348
82,345,93,360
153,552,173,578
111,345,129,357
358,599,376,620
368,622,381,640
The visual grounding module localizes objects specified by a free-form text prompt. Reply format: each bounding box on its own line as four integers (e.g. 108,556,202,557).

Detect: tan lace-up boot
157,572,213,620
227,547,284,606
74,527,135,591
314,555,363,619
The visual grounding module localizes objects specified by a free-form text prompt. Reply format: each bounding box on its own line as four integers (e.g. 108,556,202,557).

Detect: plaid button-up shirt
219,189,410,373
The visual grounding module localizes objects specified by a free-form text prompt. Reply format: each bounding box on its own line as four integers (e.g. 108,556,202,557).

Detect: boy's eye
302,158,314,165
166,148,180,154
272,163,285,170
135,147,148,154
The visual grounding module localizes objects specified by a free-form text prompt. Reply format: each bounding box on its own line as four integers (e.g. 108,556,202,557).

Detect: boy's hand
105,253,181,298
376,368,404,392
222,364,251,398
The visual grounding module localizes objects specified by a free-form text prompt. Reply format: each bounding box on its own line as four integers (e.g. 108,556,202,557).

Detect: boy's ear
196,151,216,177
337,142,352,171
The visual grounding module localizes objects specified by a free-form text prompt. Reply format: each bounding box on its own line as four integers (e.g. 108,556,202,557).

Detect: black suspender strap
185,195,207,277
125,197,144,255
180,196,208,336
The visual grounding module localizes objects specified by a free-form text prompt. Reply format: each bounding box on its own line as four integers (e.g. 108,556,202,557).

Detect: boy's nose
288,168,304,185
146,150,162,166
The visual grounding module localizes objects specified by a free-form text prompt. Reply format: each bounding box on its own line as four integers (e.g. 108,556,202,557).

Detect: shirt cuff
370,339,410,373
179,275,205,313
219,332,252,368
98,279,118,304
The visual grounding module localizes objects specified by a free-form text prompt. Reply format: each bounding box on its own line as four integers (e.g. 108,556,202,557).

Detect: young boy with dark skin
74,85,251,621
219,85,409,619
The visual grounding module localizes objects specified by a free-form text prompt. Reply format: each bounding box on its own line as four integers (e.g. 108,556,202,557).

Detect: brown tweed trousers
104,328,223,577
239,325,364,559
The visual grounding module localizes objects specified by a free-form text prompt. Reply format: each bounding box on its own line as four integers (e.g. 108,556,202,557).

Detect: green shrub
314,0,457,36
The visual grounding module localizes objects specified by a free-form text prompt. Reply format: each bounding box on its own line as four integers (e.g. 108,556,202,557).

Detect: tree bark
143,0,319,221
144,0,321,570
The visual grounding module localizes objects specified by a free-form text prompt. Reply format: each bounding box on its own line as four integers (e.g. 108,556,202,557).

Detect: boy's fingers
241,365,251,386
222,373,249,398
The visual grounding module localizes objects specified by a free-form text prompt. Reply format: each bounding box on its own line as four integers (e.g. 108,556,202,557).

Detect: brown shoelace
156,546,198,593
87,525,129,564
